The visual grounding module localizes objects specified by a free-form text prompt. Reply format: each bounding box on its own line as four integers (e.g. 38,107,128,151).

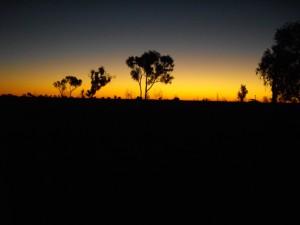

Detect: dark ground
0,97,299,224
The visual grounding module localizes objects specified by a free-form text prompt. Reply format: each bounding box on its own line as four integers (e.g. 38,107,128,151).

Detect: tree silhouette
237,84,248,102
81,89,85,98
53,76,82,98
126,50,175,99
64,76,82,97
86,67,112,98
256,21,300,103
53,79,67,97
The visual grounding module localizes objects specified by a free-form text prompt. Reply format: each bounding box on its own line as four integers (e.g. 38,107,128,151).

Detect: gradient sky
1,0,300,100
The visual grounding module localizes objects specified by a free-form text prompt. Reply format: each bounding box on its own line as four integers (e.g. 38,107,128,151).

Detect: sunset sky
1,0,300,100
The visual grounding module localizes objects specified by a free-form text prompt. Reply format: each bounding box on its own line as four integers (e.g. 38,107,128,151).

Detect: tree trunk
139,82,142,98
271,85,278,103
144,77,148,100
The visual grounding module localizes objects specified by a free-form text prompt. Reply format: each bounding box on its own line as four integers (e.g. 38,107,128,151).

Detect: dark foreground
1,97,299,224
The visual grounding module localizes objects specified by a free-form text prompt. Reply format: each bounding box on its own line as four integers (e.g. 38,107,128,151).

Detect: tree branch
146,79,160,92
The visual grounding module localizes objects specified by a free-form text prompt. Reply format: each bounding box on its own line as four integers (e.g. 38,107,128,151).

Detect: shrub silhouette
237,84,248,102
86,67,112,98
256,21,300,103
126,50,175,99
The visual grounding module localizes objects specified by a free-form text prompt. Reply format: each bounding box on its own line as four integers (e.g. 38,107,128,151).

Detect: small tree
53,79,67,97
126,50,175,99
65,76,82,97
237,84,248,102
53,76,82,98
86,67,112,98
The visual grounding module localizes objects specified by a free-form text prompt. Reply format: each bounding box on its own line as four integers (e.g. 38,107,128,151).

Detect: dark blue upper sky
1,0,300,61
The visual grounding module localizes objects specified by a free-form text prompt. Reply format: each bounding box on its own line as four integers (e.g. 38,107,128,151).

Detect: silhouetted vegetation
3,0,300,222
65,76,82,97
53,79,67,97
23,92,35,98
237,84,248,102
257,21,300,103
86,67,112,98
126,50,175,99
53,75,82,97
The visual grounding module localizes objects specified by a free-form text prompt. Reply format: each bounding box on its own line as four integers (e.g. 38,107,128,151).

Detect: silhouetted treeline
3,22,300,103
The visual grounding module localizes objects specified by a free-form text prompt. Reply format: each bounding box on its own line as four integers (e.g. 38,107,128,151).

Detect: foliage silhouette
53,76,82,97
53,79,67,97
126,50,175,99
237,84,248,102
86,67,112,98
25,92,35,98
65,76,82,97
256,21,300,103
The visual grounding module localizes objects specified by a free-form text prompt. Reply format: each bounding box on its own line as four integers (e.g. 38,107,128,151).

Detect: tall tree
86,67,112,98
256,21,300,103
53,79,67,97
237,84,248,102
126,50,175,99
65,76,82,97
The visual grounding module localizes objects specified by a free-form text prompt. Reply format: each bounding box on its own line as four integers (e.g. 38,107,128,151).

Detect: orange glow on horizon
0,54,271,101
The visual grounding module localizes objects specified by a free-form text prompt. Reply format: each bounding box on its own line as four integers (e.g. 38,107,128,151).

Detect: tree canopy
86,67,112,98
53,79,67,97
256,21,300,103
65,76,82,97
126,50,175,99
237,84,248,102
53,76,82,97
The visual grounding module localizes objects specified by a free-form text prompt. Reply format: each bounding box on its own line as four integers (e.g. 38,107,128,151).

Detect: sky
1,0,300,100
